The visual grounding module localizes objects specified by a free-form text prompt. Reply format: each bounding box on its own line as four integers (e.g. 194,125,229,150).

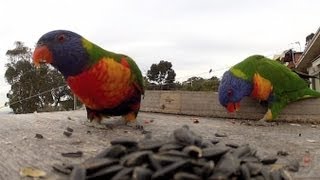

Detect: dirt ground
0,110,319,179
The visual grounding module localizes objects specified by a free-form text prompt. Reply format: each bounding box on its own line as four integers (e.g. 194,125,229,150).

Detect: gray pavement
0,110,319,179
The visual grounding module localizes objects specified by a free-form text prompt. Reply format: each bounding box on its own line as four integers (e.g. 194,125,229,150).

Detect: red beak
32,45,53,67
226,102,240,112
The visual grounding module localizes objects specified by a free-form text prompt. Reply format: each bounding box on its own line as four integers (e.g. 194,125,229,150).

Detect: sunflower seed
132,167,153,180
70,166,86,180
61,151,83,158
56,125,296,180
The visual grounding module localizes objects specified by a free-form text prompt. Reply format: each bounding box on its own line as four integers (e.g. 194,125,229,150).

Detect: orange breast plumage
66,57,134,110
251,73,273,100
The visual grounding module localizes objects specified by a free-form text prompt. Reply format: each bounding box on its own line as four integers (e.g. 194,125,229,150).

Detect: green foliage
4,41,81,114
146,60,176,90
144,60,221,91
180,76,220,91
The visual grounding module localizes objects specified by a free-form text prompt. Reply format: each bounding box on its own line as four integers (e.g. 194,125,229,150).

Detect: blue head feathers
34,30,89,77
218,71,253,108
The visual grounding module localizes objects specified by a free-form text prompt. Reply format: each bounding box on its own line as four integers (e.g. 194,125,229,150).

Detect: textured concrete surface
0,110,319,179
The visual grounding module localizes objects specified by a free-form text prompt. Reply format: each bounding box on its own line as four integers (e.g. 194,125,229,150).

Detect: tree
181,76,220,91
182,77,205,91
146,60,176,90
4,41,81,114
206,76,220,91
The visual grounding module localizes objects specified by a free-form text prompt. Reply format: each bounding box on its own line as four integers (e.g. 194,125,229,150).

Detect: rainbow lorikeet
33,30,144,124
219,55,320,123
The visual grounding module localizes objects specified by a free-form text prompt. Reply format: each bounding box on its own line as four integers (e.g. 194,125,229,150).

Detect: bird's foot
100,116,130,129
84,120,111,129
255,119,270,126
125,120,144,130
254,119,275,127
251,109,276,126
241,118,275,126
122,112,144,130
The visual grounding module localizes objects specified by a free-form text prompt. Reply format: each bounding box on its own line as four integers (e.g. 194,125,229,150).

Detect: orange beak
32,45,53,67
226,102,240,112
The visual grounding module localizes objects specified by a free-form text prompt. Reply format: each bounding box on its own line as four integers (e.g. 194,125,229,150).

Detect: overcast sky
0,0,319,112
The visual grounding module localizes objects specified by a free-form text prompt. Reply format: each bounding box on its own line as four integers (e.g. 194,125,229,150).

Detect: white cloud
0,0,319,111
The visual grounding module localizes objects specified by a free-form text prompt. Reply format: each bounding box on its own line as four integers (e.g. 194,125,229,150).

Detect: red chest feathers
67,58,135,110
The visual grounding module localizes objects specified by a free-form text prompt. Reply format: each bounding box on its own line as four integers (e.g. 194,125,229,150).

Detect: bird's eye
227,89,232,97
57,34,66,42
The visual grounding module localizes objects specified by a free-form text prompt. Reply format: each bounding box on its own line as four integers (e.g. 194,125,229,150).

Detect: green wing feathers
237,55,311,95
249,55,320,100
293,88,320,100
233,55,320,121
256,60,307,93
123,56,145,95
82,38,144,94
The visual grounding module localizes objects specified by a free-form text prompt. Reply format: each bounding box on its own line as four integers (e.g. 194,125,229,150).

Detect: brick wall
140,90,320,123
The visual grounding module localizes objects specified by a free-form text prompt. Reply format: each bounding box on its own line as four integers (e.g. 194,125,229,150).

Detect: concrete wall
140,90,320,123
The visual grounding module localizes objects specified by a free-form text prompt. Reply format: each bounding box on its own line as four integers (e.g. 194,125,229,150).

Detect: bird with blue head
218,55,320,124
33,30,145,126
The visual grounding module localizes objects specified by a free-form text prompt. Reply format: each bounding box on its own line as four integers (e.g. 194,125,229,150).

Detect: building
296,27,320,91
274,49,303,69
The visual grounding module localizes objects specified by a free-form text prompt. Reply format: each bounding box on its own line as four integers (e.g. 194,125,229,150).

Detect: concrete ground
0,110,319,179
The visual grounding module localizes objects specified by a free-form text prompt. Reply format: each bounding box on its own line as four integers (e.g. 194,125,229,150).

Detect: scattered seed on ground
54,126,298,179
66,127,74,132
63,131,72,137
35,134,44,139
61,151,83,158
277,150,289,156
193,119,199,124
215,132,227,137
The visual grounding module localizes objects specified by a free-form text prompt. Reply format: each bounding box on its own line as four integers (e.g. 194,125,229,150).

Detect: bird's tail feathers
297,88,320,100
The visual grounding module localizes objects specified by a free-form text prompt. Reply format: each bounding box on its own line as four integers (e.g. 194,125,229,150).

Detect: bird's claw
135,124,144,130
84,120,110,129
126,121,144,130
105,124,115,130
255,119,275,127
240,119,276,126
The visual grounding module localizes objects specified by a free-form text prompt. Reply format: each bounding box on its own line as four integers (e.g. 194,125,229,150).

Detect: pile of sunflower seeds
53,125,297,180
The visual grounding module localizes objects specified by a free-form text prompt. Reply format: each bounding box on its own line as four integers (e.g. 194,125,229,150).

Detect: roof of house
296,27,320,72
